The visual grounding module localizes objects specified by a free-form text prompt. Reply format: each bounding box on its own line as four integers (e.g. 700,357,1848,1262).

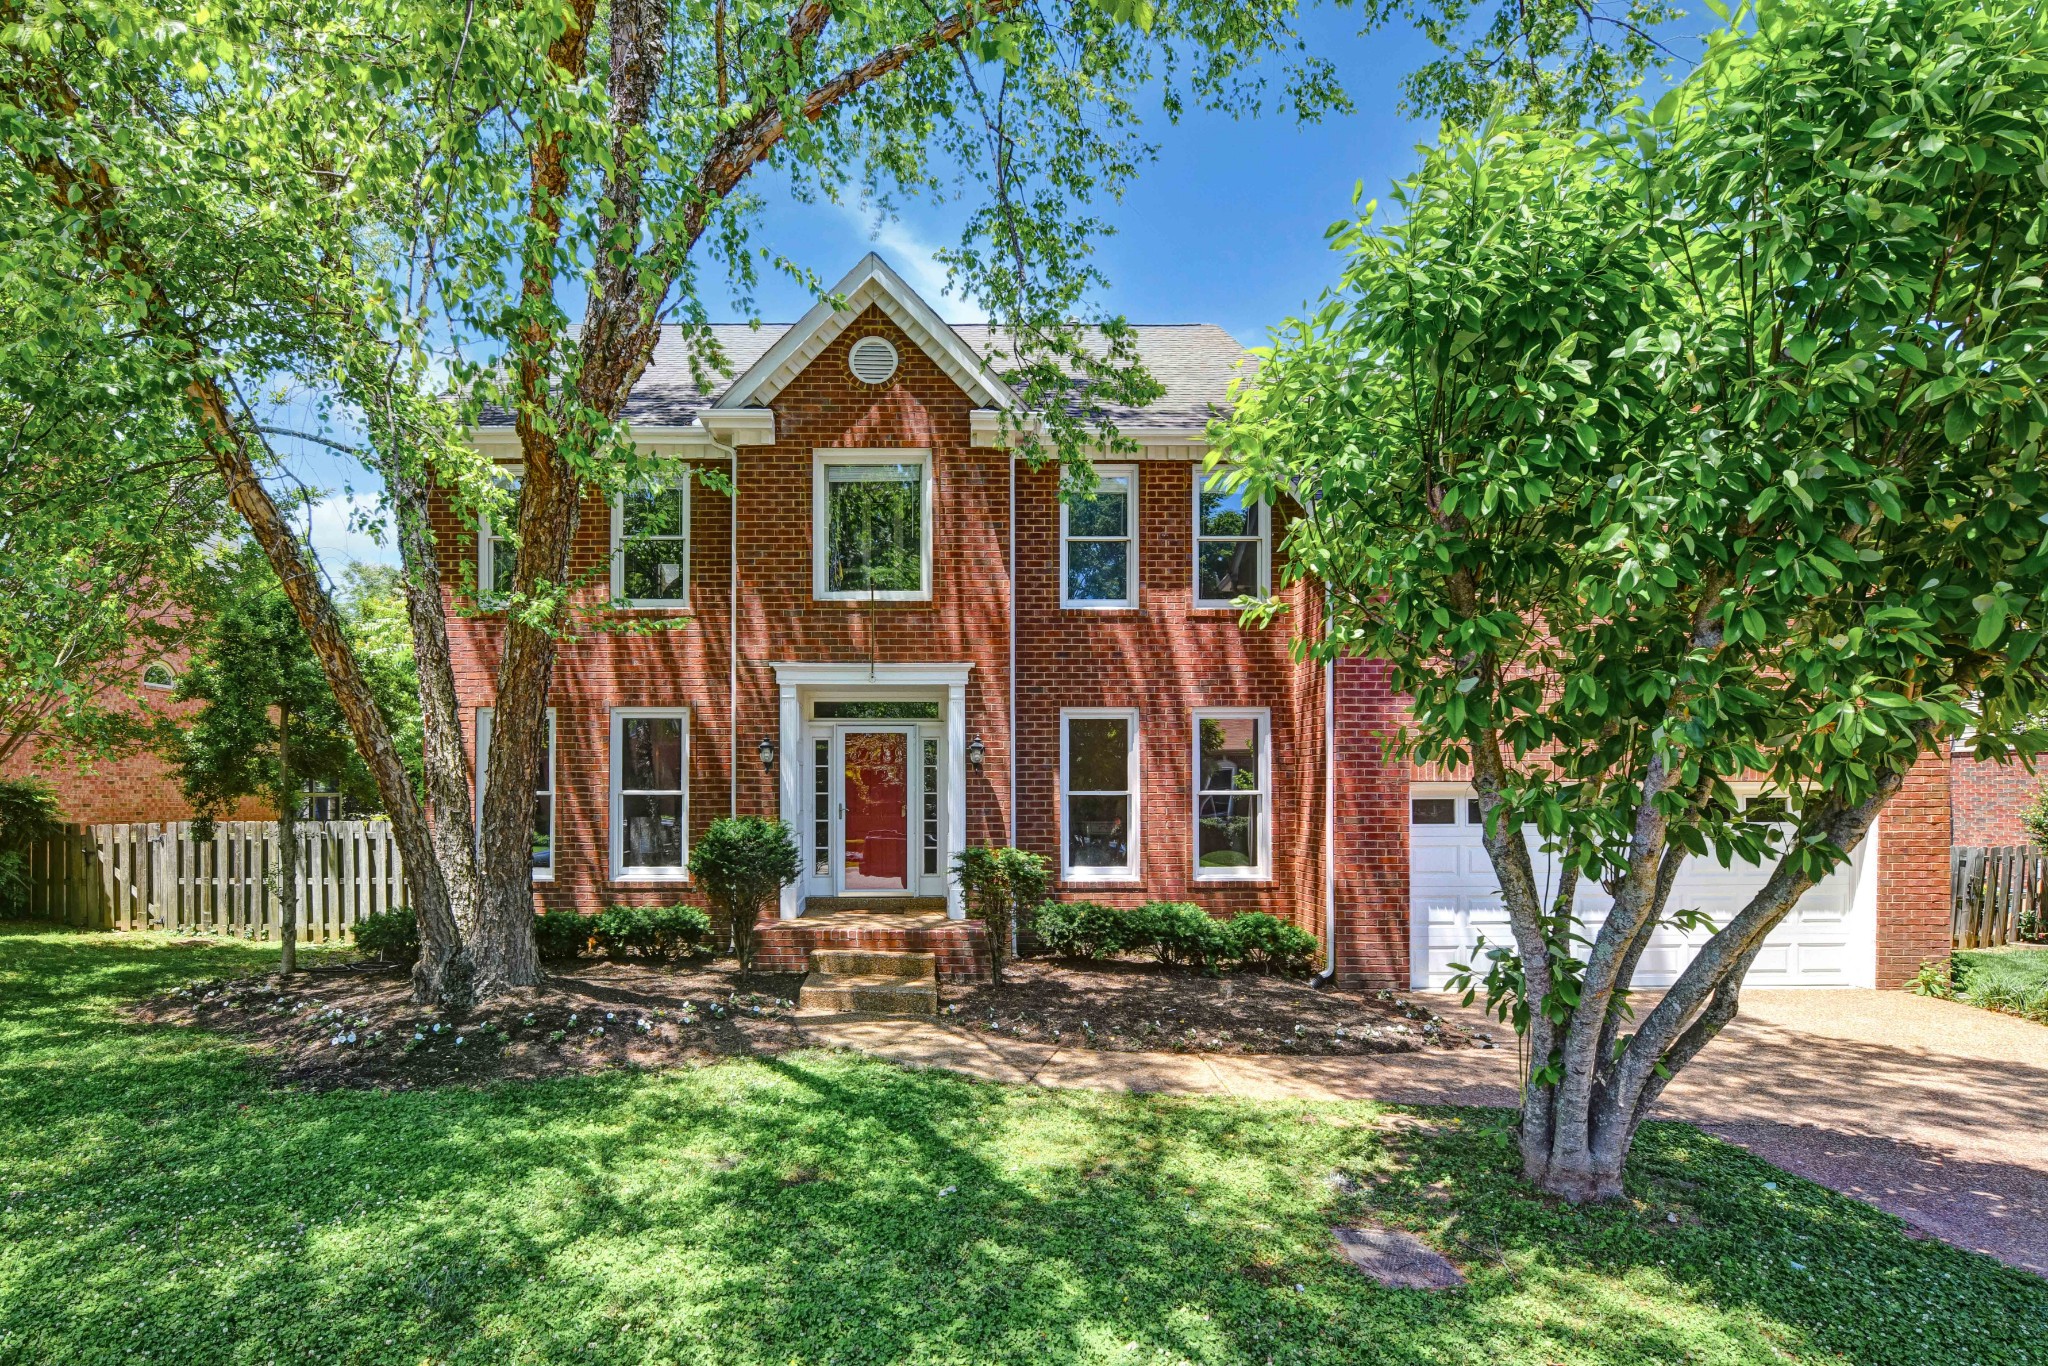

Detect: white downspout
1319,657,1337,981
703,428,738,818
1008,449,1018,850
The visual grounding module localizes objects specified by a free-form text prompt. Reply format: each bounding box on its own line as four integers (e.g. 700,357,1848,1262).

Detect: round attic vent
848,335,899,385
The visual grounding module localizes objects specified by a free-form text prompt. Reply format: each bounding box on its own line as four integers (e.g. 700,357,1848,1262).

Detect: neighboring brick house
445,254,1952,987
0,651,263,824
1948,742,2043,846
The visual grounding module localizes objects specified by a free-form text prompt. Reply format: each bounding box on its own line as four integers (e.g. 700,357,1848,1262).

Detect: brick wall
437,307,1334,944
1875,748,1953,988
1,653,265,824
1330,658,1409,987
1949,747,2042,846
1011,461,1326,932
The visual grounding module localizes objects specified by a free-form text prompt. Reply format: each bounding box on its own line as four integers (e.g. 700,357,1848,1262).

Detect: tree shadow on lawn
2,925,2045,1366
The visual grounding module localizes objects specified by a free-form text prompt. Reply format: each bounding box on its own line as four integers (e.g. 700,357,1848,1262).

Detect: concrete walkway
796,989,2048,1278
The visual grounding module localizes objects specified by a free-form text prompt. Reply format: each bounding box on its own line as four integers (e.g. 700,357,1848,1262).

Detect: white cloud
836,203,988,323
303,491,401,572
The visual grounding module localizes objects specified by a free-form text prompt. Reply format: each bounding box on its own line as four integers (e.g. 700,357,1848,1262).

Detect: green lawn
1953,946,2048,1020
1,927,2043,1366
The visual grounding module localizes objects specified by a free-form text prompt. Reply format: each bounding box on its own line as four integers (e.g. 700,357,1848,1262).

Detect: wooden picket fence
16,820,407,943
1951,844,2048,949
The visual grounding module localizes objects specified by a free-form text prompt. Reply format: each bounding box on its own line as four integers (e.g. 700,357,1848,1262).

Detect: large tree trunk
1502,768,1907,1203
276,705,297,977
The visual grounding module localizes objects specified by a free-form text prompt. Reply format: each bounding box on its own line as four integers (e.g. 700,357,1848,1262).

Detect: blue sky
304,6,1715,569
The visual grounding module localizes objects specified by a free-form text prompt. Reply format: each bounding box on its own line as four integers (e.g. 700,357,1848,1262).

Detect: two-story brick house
444,254,1954,988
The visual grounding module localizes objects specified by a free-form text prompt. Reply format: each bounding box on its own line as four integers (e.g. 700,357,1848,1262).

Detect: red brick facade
1876,751,1954,988
1948,747,2042,847
2,654,266,825
441,307,1333,948
440,290,1955,991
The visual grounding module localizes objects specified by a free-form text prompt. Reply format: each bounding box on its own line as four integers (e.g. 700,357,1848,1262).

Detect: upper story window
475,706,555,881
1194,472,1269,607
1062,708,1139,881
612,481,690,608
1061,464,1137,609
813,449,932,601
140,661,176,690
1194,708,1270,880
477,468,520,600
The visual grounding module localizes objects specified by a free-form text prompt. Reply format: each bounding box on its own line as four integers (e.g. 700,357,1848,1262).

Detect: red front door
841,730,910,892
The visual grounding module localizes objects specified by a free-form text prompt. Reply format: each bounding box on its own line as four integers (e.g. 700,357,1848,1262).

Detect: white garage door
1409,787,1875,990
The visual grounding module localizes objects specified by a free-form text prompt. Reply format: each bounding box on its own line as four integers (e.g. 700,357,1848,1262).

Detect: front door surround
773,662,972,918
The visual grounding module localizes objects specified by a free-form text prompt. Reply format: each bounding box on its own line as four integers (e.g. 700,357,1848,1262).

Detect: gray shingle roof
478,321,1250,432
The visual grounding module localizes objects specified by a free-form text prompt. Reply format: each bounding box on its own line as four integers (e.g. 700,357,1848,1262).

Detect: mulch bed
133,952,1489,1091
943,957,1490,1056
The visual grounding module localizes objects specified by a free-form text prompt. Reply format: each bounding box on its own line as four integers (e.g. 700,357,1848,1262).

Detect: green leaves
1222,0,2048,896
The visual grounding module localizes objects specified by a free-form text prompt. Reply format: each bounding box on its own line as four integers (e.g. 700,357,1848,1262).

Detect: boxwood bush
351,909,419,966
1029,901,1318,976
534,909,594,963
593,904,713,962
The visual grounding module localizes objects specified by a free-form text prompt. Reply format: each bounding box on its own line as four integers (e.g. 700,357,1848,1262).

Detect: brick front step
754,912,991,982
809,949,936,978
798,972,939,1015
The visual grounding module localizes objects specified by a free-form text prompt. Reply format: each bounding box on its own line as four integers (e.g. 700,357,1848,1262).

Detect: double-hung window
813,449,932,600
1061,709,1139,880
1194,471,1269,606
1194,708,1269,879
1061,464,1137,609
612,481,690,607
475,707,555,880
610,708,688,880
478,468,521,600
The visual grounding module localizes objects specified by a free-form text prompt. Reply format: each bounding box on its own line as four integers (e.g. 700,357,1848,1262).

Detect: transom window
610,708,688,880
813,450,932,600
140,661,176,690
1194,709,1269,879
1062,709,1139,880
1061,464,1137,609
478,468,521,600
1194,472,1270,606
612,481,689,607
475,707,555,881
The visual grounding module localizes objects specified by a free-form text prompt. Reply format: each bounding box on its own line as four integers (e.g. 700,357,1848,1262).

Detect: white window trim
1192,706,1272,882
477,464,522,603
1191,467,1272,609
610,481,692,609
1060,706,1141,883
140,661,176,690
475,705,556,883
811,448,934,602
609,707,690,883
1060,463,1139,610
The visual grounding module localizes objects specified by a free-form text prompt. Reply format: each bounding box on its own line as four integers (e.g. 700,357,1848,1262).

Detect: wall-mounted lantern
758,735,778,773
967,734,986,770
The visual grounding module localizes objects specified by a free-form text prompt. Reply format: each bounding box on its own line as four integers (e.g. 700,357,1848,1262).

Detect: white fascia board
714,253,1016,413
771,661,974,689
969,410,1214,459
701,410,775,446
464,423,733,456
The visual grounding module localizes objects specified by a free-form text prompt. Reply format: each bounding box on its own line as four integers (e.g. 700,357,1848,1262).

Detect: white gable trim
713,253,1016,413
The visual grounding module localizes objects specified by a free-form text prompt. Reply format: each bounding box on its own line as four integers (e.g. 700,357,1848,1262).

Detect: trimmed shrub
1129,901,1232,971
352,909,419,966
689,817,800,972
592,904,713,962
1223,912,1320,976
953,846,1051,979
1030,900,1132,959
534,909,594,963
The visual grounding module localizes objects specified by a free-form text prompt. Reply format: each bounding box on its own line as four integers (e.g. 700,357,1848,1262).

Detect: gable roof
475,253,1252,435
